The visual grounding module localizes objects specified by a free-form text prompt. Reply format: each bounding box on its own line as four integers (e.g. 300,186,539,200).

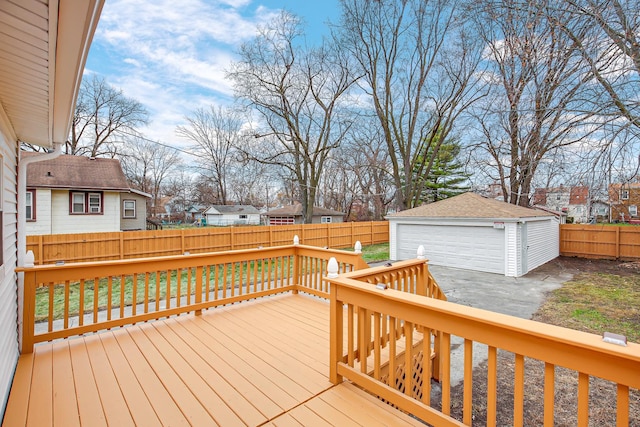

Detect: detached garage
387,192,559,277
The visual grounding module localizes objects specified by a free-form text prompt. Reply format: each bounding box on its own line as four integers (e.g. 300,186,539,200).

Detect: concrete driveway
428,263,574,319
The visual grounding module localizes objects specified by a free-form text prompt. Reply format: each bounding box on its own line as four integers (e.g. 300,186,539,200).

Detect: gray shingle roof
209,205,260,215
388,192,551,219
24,152,130,191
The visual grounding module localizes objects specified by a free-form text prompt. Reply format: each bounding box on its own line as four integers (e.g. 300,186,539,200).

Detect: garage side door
396,224,505,274
526,219,559,272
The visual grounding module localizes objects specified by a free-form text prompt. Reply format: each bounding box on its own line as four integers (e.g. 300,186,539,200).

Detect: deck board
4,293,425,426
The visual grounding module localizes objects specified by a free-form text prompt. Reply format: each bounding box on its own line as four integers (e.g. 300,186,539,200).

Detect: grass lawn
534,271,640,343
34,243,390,321
348,242,389,263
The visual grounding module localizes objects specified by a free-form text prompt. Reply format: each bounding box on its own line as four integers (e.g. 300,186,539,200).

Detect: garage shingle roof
388,192,551,219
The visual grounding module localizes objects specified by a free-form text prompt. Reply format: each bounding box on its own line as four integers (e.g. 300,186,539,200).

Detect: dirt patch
531,255,640,278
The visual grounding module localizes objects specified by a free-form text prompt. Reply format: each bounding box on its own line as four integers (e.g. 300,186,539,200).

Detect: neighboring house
25,153,151,234
185,205,207,223
532,185,589,223
0,0,103,415
149,195,172,220
204,205,261,226
609,182,640,222
590,200,610,223
387,192,559,277
265,204,345,225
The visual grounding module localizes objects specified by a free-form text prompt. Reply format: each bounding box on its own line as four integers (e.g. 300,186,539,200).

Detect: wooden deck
3,293,423,426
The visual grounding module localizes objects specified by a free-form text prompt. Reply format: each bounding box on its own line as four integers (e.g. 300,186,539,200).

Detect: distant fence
26,221,389,265
560,224,640,260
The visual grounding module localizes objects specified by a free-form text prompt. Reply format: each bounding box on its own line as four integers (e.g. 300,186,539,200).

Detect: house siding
120,193,148,231
206,213,260,226
51,191,121,234
0,126,19,416
25,188,52,235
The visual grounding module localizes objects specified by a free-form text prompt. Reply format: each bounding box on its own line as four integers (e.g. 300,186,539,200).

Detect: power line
116,129,201,158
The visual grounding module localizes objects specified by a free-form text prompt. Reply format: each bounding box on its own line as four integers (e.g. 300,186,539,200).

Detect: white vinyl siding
52,191,120,234
0,128,19,415
526,218,559,272
25,189,52,235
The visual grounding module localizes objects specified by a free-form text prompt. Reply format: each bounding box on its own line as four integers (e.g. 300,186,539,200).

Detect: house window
630,205,638,217
621,190,629,200
556,194,561,201
26,189,36,221
70,191,103,214
321,216,332,223
123,200,136,218
596,206,607,215
239,214,248,220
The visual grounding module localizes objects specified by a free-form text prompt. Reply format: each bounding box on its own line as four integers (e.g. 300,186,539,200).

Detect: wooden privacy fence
26,221,389,265
560,224,640,260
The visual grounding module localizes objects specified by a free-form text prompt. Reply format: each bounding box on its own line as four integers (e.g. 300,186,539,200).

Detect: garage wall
504,223,521,277
527,218,559,272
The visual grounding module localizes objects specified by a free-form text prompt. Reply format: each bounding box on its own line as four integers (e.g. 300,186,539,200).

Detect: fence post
370,221,375,245
326,223,331,248
38,236,43,265
21,270,35,354
616,226,621,259
119,233,125,259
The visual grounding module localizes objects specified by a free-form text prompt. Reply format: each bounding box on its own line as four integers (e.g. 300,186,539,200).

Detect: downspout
17,141,63,266
16,141,62,353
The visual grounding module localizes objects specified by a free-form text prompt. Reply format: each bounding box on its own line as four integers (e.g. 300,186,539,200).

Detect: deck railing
18,244,368,353
328,267,640,426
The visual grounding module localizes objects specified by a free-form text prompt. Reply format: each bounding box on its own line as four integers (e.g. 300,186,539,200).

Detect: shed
387,192,559,277
204,205,261,226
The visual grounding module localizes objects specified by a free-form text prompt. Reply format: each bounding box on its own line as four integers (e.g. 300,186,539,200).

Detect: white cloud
89,0,283,144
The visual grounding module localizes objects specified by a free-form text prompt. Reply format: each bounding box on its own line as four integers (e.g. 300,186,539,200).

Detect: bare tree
69,75,149,157
468,0,599,205
119,137,181,216
176,105,244,204
228,11,358,223
165,167,195,222
336,0,484,210
557,1,640,130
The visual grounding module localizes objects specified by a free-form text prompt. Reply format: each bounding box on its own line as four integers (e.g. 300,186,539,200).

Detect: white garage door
396,224,505,274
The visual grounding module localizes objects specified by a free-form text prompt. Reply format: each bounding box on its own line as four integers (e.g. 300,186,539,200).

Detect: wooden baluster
577,372,589,427
64,280,70,330
78,279,85,326
132,273,138,316
195,265,203,315
93,277,99,324
107,277,112,321
155,271,161,312
422,329,432,406
440,332,451,415
488,346,498,426
48,282,54,332
514,354,525,427
544,363,555,426
404,321,413,396
617,384,629,427
119,275,125,318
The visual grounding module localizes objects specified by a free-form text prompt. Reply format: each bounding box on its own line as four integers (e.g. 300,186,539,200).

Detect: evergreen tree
416,140,470,204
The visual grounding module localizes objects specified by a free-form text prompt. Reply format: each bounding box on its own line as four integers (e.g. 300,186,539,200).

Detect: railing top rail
329,275,640,388
18,244,367,284
338,258,429,280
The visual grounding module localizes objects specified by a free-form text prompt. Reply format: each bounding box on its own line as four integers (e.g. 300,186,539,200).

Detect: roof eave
47,0,104,148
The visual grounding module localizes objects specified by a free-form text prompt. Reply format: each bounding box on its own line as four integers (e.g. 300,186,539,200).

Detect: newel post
20,253,36,354
329,258,343,384
417,245,427,296
292,236,300,293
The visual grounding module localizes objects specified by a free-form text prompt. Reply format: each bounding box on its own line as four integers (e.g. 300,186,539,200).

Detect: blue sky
85,0,341,147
